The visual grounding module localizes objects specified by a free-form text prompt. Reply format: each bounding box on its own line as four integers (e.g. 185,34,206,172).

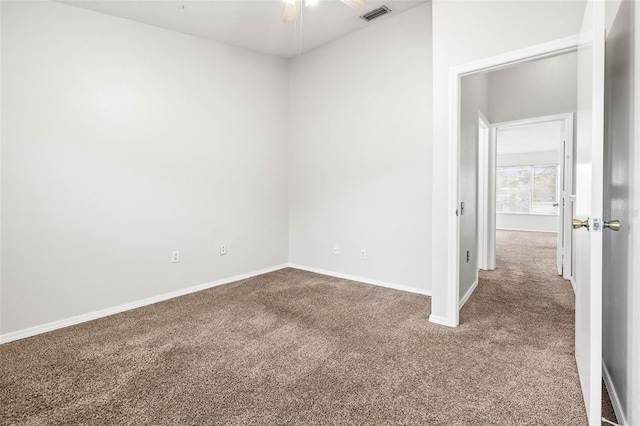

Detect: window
496,165,558,215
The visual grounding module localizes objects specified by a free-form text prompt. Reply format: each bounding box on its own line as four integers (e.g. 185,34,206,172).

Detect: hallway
461,230,585,421
464,230,618,425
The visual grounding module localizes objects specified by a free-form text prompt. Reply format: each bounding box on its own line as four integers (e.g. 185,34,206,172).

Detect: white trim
448,61,462,327
603,362,627,425
561,116,575,280
451,34,581,78
496,227,558,233
571,277,576,294
0,264,289,344
491,112,577,129
458,279,478,309
287,263,431,296
568,195,578,281
428,314,456,327
445,35,580,328
477,113,494,271
492,112,574,278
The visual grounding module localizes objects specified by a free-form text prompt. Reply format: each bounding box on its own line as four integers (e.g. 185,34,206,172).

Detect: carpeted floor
1,231,589,425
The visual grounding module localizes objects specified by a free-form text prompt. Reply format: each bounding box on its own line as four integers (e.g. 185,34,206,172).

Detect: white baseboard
570,277,576,293
287,263,430,296
0,264,289,344
603,362,627,425
459,278,478,309
428,314,456,327
496,227,557,233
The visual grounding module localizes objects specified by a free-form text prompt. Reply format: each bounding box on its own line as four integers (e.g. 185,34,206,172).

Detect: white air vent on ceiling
360,6,391,22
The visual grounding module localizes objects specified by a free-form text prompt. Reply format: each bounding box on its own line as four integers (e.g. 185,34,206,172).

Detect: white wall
489,53,578,124
459,73,489,302
497,150,559,167
288,4,432,293
633,2,640,422
1,1,289,336
496,150,559,233
496,214,557,233
0,0,3,333
430,0,587,324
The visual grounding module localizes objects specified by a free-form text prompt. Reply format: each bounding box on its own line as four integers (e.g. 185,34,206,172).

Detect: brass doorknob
573,218,590,230
604,220,621,231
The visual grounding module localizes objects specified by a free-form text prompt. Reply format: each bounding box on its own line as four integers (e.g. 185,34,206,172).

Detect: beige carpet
1,231,588,424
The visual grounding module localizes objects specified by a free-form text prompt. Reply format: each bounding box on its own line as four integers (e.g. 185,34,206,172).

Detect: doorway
476,114,575,282
457,50,578,311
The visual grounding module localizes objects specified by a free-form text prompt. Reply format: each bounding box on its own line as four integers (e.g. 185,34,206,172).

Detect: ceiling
497,121,563,155
57,0,427,58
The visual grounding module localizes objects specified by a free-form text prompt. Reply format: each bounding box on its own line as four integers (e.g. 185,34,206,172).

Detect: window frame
495,163,559,216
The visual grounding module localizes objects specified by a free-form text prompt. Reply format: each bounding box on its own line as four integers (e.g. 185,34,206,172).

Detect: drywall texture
288,4,433,293
1,1,289,335
488,53,578,124
496,150,560,233
459,73,489,302
431,0,587,323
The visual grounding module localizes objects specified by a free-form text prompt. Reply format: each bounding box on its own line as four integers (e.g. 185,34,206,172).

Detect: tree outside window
496,165,558,215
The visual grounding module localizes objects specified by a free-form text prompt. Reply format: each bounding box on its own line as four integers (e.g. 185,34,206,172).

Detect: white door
557,135,566,276
574,0,605,424
558,114,575,280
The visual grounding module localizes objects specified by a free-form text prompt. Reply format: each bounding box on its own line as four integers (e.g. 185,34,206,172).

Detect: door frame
477,113,574,278
476,113,494,271
439,34,580,328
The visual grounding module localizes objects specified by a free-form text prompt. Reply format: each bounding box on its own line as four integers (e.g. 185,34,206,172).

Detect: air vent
360,6,391,22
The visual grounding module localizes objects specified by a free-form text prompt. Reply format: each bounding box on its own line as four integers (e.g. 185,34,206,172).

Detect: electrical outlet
220,244,226,255
333,245,339,255
360,249,367,260
172,251,180,263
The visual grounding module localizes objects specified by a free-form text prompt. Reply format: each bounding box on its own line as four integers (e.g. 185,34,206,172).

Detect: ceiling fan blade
340,0,366,9
282,0,300,24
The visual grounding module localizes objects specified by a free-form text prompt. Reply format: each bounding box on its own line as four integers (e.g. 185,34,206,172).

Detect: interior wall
496,150,559,233
459,73,489,301
288,4,433,293
602,0,636,422
1,1,289,336
633,1,640,421
488,53,578,124
488,53,577,235
430,0,587,323
497,150,559,167
0,0,3,328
